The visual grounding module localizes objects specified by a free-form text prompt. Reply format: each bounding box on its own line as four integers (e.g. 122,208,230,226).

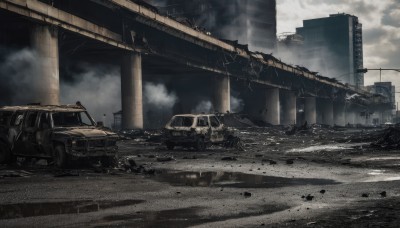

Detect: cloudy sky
276,0,400,97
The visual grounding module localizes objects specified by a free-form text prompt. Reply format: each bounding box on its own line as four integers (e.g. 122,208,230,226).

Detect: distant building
152,0,277,53
366,82,396,124
296,13,364,88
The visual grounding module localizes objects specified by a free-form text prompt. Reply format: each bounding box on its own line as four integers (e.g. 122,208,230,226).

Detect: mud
1,127,400,227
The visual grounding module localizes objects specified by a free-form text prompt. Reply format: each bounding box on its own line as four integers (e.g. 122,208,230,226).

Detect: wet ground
1,126,400,227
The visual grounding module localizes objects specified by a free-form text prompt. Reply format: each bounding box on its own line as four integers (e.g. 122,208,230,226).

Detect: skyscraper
296,13,364,88
153,0,277,53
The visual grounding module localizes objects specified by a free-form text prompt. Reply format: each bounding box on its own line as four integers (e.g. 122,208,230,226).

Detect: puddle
151,171,338,188
95,205,290,228
0,199,144,220
287,143,365,153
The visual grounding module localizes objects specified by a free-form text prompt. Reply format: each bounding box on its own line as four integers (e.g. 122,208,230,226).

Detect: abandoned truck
164,114,235,151
0,104,119,167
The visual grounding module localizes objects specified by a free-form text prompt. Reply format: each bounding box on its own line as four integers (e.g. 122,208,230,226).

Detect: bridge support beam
345,111,356,125
281,91,296,125
121,52,143,129
262,88,280,125
30,24,59,105
334,103,346,126
213,75,230,113
304,97,317,125
319,99,334,126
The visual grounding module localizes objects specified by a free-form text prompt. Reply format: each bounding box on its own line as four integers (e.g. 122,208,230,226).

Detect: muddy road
1,127,400,227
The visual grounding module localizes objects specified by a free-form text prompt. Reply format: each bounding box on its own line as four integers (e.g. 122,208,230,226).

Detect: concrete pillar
334,103,346,126
121,52,143,129
345,111,356,125
213,75,230,113
304,97,317,124
30,24,59,105
319,99,334,126
281,91,296,125
262,88,280,125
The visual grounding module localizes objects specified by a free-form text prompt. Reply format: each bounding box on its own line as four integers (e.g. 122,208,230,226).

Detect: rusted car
163,114,232,151
0,104,119,167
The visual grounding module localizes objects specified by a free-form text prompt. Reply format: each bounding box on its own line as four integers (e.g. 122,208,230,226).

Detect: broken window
52,112,94,127
210,116,220,127
11,111,24,127
25,112,39,128
171,116,194,127
197,116,209,127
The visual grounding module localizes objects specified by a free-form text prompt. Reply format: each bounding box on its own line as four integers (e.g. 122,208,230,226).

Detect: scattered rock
320,190,326,194
255,154,263,158
286,159,294,165
361,193,369,198
244,192,252,197
128,158,137,167
380,191,387,197
270,160,277,165
306,194,314,201
148,155,156,158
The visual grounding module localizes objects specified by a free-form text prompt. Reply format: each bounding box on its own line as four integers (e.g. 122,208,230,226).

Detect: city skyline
277,0,399,95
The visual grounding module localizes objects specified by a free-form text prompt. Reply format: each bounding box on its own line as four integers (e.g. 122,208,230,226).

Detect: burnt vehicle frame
163,114,234,151
0,104,119,167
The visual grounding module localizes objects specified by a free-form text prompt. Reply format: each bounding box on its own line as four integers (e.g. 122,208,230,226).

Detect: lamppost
356,68,400,82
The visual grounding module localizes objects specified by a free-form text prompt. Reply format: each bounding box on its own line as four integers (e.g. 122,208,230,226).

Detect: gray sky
276,0,400,98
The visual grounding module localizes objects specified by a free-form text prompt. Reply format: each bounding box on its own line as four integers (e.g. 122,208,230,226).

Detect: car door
209,116,224,143
20,111,40,156
9,111,26,155
196,116,210,139
35,112,53,157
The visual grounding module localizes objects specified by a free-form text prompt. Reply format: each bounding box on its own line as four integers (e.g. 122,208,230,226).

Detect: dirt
1,126,400,227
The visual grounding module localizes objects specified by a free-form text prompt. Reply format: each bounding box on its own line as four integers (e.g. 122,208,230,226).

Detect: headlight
71,140,77,146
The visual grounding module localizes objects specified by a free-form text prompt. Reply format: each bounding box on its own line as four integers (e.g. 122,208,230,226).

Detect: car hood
55,128,117,138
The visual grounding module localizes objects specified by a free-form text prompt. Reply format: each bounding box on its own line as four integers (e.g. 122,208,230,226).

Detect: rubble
371,126,400,149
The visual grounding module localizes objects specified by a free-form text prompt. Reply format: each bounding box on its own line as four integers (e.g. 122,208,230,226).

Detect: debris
305,194,314,201
380,191,387,197
361,193,369,198
221,157,237,161
156,157,174,162
320,190,326,194
54,171,79,177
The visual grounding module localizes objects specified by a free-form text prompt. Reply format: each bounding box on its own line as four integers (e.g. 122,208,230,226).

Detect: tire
166,141,175,150
0,141,13,164
101,156,117,168
195,137,206,152
54,145,68,168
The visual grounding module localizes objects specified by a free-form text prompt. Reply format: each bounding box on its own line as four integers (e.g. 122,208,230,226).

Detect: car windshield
52,111,94,127
170,116,194,127
0,111,13,126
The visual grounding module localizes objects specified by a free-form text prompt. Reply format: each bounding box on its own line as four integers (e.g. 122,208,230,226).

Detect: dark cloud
382,3,400,27
363,27,388,44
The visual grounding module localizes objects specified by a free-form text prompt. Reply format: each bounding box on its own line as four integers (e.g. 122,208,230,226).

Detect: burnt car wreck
0,104,119,167
164,114,241,151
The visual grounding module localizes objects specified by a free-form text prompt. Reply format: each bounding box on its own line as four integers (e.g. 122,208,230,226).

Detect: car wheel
0,142,13,164
195,137,206,152
166,141,175,150
101,156,117,168
54,145,68,168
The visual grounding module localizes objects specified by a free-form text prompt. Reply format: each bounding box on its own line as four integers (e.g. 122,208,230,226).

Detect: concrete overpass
0,0,390,128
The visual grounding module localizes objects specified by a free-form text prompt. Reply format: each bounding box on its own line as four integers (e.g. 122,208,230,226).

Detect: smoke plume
0,48,39,105
60,64,121,127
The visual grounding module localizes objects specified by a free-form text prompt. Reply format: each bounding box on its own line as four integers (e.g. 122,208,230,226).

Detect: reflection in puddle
152,171,338,188
96,205,290,228
0,199,144,220
287,144,352,153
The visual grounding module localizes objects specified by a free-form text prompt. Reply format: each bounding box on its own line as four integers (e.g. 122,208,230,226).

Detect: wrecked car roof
0,105,86,112
173,114,217,117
